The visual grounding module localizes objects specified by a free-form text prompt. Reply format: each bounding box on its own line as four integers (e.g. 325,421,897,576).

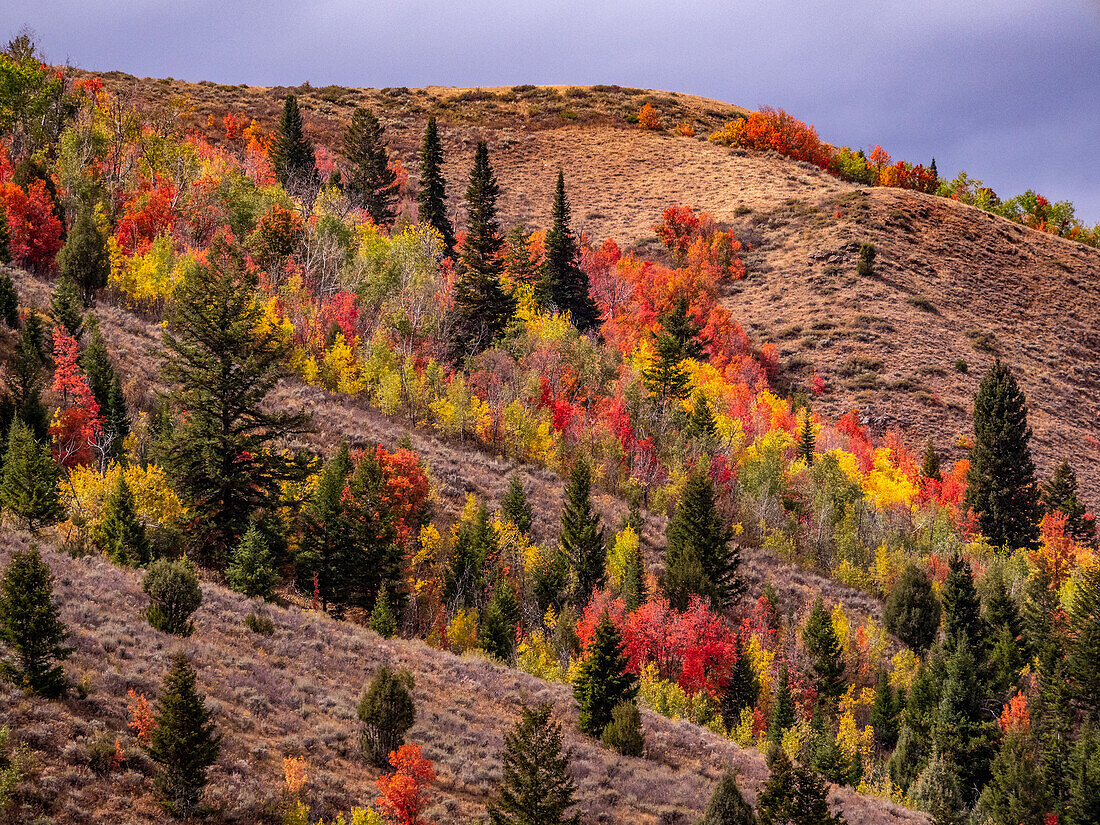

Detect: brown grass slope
0,535,923,825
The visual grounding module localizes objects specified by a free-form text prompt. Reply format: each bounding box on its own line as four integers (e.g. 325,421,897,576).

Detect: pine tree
96,472,150,566
1034,659,1073,813
450,141,514,359
270,94,319,193
501,474,533,535
977,729,1048,825
798,412,815,467
1066,724,1100,825
504,225,542,294
0,207,11,265
161,232,309,567
907,750,964,825
642,331,691,404
883,563,941,653
803,596,845,705
487,702,580,825
856,243,875,278
49,276,83,338
0,419,62,533
699,770,757,825
941,554,986,653
559,461,606,608
57,206,109,305
416,116,455,257
342,107,398,226
689,392,720,452
869,669,900,749
1069,561,1100,718
227,522,279,600
358,666,416,767
1042,460,1095,545
481,580,520,663
933,640,997,805
756,750,845,825
573,612,637,738
0,545,69,697
920,438,941,481
147,653,221,817
341,448,402,609
965,360,1041,550
143,557,202,636
297,441,353,611
103,374,130,457
620,540,646,612
659,295,706,361
369,588,397,638
663,467,738,610
768,662,795,744
542,171,599,332
720,634,760,732
5,317,49,440
447,502,498,609
0,272,17,328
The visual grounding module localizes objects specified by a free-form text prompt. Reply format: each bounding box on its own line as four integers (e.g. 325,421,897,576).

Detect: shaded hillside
0,535,923,825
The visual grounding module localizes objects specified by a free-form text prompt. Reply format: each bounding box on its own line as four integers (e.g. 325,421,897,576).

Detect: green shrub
243,612,275,635
955,359,969,373
358,666,415,767
600,700,645,757
143,557,202,636
857,243,876,277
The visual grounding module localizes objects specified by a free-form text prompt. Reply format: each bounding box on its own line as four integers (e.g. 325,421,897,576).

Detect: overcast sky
7,1,1099,223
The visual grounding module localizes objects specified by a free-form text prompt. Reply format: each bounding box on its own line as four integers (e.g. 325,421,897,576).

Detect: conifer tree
103,374,130,457
49,276,83,338
147,653,221,817
869,669,900,749
416,116,455,257
1023,559,1063,670
161,232,309,567
1069,560,1100,718
573,612,637,738
699,770,757,825
504,225,542,294
965,360,1041,550
1066,724,1100,825
369,588,397,638
96,472,150,566
620,540,646,612
689,392,720,452
600,699,644,756
5,318,49,440
358,666,415,767
797,412,815,466
270,94,319,193
297,441,353,611
768,662,795,744
642,332,691,404
802,596,845,705
720,635,761,732
0,208,11,265
226,522,279,600
447,502,498,609
501,474,533,536
481,580,520,662
342,107,398,226
0,419,62,533
542,171,598,332
1034,659,1073,811
143,557,202,636
920,438,941,481
883,563,941,653
487,702,580,825
450,141,514,359
559,461,606,607
756,750,845,825
907,750,964,825
0,545,69,697
341,448,402,608
933,640,997,805
941,554,986,652
977,729,1048,825
1042,460,1095,545
57,206,109,305
658,295,707,360
663,467,738,610
0,272,17,328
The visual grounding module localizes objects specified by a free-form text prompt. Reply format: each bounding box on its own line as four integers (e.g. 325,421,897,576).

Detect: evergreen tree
342,107,398,226
297,442,353,611
756,750,845,825
802,596,845,705
341,448,402,609
658,295,706,360
572,612,637,738
147,653,221,817
1034,659,1074,813
226,522,278,600
663,467,738,610
270,94,319,193
96,472,150,566
699,770,757,825
559,461,606,607
143,557,202,636
883,563,941,653
103,374,130,457
487,702,580,825
57,206,109,305
0,272,17,328
446,502,498,609
920,438,941,481
1066,724,1100,825
501,474,534,535
1042,460,1096,545
0,419,62,533
481,580,520,662
941,554,986,653
797,412,815,466
541,171,598,332
689,392,720,452
504,225,542,295
0,545,69,697
984,571,1024,695
768,662,795,745
642,331,691,404
965,360,1041,550
80,314,129,457
720,634,760,732
869,669,900,749
620,540,646,612
907,750,964,825
600,699,644,756
49,276,83,338
450,141,514,359
887,724,926,793
0,207,11,265
358,666,416,767
161,232,309,567
5,319,49,440
933,640,997,805
416,116,455,257
978,729,1049,825
369,588,397,638
1069,560,1100,718
856,243,875,278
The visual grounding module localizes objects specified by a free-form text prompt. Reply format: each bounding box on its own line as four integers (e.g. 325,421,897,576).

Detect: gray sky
8,1,1099,223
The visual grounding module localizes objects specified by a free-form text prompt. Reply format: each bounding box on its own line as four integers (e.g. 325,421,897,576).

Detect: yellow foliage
863,448,917,510
516,631,565,682
291,347,320,384
64,462,184,530
831,603,851,656
889,649,921,692
781,725,804,762
607,525,639,591
320,333,364,395
447,608,479,654
746,635,774,703
732,705,758,748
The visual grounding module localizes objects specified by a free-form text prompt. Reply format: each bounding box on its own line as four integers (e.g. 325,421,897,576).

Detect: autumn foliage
376,743,436,825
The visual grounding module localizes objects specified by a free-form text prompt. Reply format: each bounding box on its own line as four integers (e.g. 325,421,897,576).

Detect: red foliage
50,326,103,467
114,178,177,255
321,291,360,342
126,689,156,744
377,445,431,544
376,743,436,825
0,180,64,273
739,107,832,168
654,205,701,263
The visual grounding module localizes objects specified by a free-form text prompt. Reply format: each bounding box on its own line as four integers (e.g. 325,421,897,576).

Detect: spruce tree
0,545,69,697
658,295,707,361
977,729,1048,825
720,634,760,732
96,472,150,566
342,107,398,227
147,653,221,817
0,207,11,265
869,669,900,749
0,272,17,328
80,315,130,457
270,94,319,193
487,702,580,825
1066,724,1100,825
1034,660,1073,812
358,666,416,767
965,360,1041,550
699,770,757,825
501,474,533,535
369,588,397,638
57,206,109,305
340,448,402,609
920,438,941,481
5,319,49,440
797,413,815,466
447,502,498,609
802,596,845,705
541,171,598,332
907,751,964,825
768,662,795,744
689,392,720,452
663,467,738,610
559,460,606,607
883,563,941,653
103,374,130,457
572,612,637,738
297,441,353,611
416,116,455,257
481,580,520,663
49,276,83,338
1069,560,1100,718
642,331,691,404
1042,460,1095,545
226,522,279,600
450,141,514,359
0,419,62,533
941,554,986,652
933,640,997,805
620,540,646,612
504,225,542,294
756,750,845,825
161,232,309,567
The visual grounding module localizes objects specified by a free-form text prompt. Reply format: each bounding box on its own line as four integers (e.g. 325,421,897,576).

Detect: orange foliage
126,689,156,744
637,103,662,131
738,107,831,167
283,755,308,797
115,178,177,255
376,743,436,825
1031,511,1091,588
998,692,1030,733
675,121,696,137
50,326,103,468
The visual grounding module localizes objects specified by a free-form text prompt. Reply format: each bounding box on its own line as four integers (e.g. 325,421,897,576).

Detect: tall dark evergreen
501,474,533,535
49,276,83,338
0,207,11,265
481,580,520,663
147,653,221,817
297,441,353,611
720,634,760,732
933,641,998,805
663,467,738,610
756,750,845,825
797,412,815,467
572,612,637,738
0,271,17,328
978,730,1049,825
1042,460,1096,545
1066,724,1100,825
487,703,580,825
450,141,514,359
920,437,941,481
1069,561,1100,718
559,461,606,607
541,171,599,332
642,332,691,404
658,295,706,361
57,206,109,305
226,522,279,601
620,539,646,612
81,315,129,457
0,419,62,533
5,316,49,440
965,360,1041,550
768,662,795,744
342,107,397,227
0,545,69,697
699,770,757,825
416,116,455,257
869,669,900,749
270,94,319,193
95,472,150,566
358,666,416,767
941,554,986,652
341,449,402,609
689,392,720,451
883,563,941,653
802,596,845,704
446,502,498,609
161,232,309,567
